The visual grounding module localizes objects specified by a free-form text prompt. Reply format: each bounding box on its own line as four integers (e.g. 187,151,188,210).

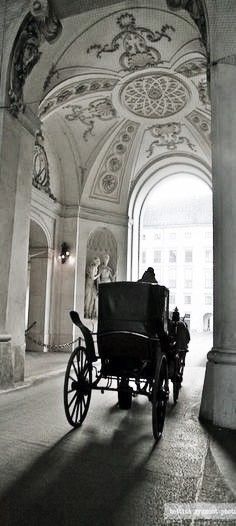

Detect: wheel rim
64,346,92,427
152,356,168,441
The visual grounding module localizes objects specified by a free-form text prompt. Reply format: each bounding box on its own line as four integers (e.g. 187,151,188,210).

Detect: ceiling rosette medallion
91,121,139,203
87,12,175,71
121,74,189,119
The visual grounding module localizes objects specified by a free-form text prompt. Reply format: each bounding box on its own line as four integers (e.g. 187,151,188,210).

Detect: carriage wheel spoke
64,346,92,428
68,391,77,408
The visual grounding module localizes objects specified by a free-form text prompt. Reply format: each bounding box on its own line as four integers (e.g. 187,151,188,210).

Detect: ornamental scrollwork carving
63,98,116,141
87,12,175,71
167,0,207,48
32,132,56,200
8,1,62,117
146,122,196,157
198,80,210,106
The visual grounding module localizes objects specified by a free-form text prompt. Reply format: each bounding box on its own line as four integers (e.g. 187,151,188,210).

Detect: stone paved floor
0,352,235,526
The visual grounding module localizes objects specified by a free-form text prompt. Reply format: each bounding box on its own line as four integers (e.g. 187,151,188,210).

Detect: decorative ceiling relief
87,13,175,71
8,2,62,116
121,74,189,119
39,77,118,118
32,132,56,200
198,80,210,106
146,122,196,157
167,0,207,49
91,121,139,202
63,98,116,141
176,59,207,77
186,110,211,145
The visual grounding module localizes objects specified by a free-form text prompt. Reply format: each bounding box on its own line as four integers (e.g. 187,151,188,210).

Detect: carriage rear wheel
64,346,92,427
152,355,169,441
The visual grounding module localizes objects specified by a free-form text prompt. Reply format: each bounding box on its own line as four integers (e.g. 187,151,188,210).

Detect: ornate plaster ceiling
32,1,211,210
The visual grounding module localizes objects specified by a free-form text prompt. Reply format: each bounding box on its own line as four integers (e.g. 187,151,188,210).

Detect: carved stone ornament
167,0,207,49
92,121,138,202
87,12,175,71
8,2,62,117
63,98,116,141
32,131,56,200
121,74,189,119
39,77,118,117
146,122,196,157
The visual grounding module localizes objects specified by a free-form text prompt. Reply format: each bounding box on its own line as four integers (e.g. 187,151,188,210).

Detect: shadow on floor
0,401,159,526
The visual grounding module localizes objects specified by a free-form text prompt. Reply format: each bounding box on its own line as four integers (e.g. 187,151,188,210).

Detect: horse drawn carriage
64,282,189,441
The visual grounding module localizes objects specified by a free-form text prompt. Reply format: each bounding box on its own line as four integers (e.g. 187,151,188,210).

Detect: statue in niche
99,253,116,283
84,257,101,319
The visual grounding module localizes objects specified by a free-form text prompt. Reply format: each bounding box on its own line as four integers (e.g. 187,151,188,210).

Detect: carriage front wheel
152,354,169,441
64,346,92,428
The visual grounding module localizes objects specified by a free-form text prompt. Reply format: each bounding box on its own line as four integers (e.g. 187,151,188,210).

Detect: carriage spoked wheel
152,355,169,441
173,354,182,404
64,346,92,428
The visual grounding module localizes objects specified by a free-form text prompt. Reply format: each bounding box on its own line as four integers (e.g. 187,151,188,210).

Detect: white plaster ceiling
25,1,211,209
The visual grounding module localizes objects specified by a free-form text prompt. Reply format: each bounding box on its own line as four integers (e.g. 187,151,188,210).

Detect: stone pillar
0,108,39,385
200,15,236,427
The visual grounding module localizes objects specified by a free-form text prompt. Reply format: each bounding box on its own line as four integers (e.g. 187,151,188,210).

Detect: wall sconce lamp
59,242,70,264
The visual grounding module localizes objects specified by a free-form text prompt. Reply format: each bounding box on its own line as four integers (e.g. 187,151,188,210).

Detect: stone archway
128,155,211,280
26,220,49,352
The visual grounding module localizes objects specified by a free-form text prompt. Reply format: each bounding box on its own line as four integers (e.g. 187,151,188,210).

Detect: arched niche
26,219,50,351
84,227,117,319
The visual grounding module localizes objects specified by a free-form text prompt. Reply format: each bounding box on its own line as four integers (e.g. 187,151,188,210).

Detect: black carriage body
97,282,169,377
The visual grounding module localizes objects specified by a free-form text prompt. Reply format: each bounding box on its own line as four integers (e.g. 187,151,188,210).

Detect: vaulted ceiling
25,0,210,209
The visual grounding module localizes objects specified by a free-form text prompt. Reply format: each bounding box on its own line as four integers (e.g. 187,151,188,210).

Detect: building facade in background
140,193,213,332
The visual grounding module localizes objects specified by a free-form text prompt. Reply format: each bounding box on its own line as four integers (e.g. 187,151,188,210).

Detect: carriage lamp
59,242,70,263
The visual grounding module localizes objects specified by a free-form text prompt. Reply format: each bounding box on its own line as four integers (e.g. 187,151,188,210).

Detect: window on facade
142,234,146,240
185,250,192,263
169,250,176,263
184,295,191,304
154,232,161,240
205,249,213,262
205,269,213,288
205,294,212,305
142,251,146,264
168,269,176,289
170,294,175,304
205,231,211,239
169,232,176,240
154,250,161,263
184,269,192,288
185,231,191,239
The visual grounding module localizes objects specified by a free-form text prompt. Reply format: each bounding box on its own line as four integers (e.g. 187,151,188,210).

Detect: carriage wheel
64,346,92,428
118,378,132,409
152,355,169,441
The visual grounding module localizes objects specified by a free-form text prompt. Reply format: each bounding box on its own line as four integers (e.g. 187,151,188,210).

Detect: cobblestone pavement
0,358,235,526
